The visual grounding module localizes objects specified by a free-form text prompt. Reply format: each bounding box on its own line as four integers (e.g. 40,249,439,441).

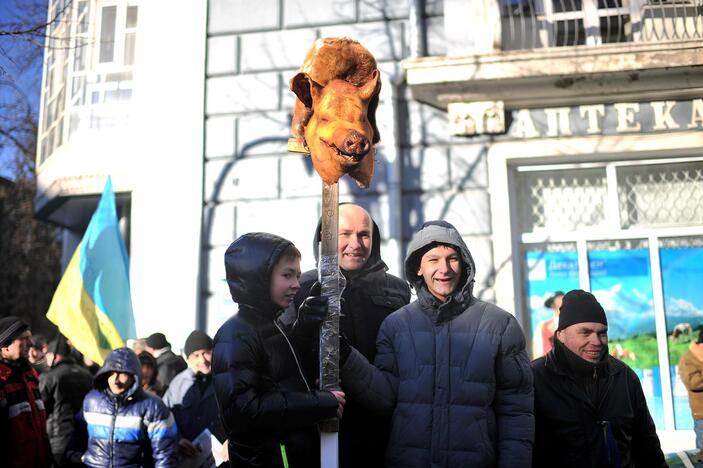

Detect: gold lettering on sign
689,99,703,129
512,109,539,138
579,105,605,134
545,108,572,137
651,101,679,130
614,103,641,132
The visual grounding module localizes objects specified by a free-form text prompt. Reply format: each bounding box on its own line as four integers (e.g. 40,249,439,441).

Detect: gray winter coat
341,221,534,468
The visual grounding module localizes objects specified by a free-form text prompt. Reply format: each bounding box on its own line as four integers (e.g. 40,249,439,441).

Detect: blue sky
0,0,48,179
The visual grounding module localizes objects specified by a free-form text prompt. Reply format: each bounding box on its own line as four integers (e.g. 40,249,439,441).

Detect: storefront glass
661,236,703,429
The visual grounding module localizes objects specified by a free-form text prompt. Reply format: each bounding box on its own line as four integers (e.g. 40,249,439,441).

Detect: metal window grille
659,235,703,248
516,167,608,233
617,162,703,229
500,0,703,49
587,238,649,251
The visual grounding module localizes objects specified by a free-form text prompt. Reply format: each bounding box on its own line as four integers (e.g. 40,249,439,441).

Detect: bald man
286,203,410,468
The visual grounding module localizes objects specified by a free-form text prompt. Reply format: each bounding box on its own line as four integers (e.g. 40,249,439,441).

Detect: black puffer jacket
340,221,534,468
213,232,339,468
283,211,410,468
532,338,666,468
154,350,186,390
38,356,93,459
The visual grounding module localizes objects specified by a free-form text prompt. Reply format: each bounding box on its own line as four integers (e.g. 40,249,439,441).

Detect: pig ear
359,69,381,101
290,72,322,110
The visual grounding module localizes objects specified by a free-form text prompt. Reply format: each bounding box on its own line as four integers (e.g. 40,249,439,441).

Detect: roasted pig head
291,69,380,187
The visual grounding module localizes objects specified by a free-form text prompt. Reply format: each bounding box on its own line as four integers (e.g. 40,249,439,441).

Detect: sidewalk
667,449,703,467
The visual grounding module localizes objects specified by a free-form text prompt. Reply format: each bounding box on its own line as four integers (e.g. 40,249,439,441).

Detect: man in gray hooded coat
340,220,534,468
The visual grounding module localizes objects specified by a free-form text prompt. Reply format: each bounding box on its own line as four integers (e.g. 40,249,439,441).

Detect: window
99,6,117,63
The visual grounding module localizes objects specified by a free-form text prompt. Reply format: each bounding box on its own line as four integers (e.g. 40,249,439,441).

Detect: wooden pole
318,181,341,468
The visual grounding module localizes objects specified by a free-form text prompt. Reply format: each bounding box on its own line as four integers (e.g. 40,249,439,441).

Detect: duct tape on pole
318,182,342,468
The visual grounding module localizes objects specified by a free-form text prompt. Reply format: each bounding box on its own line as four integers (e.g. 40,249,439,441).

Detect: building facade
36,0,703,447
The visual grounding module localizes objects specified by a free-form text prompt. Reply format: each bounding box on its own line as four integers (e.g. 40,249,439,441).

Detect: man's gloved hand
297,282,328,331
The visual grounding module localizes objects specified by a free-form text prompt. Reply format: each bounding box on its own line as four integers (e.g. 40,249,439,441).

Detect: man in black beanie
163,330,227,465
0,316,52,467
531,290,666,467
144,332,186,390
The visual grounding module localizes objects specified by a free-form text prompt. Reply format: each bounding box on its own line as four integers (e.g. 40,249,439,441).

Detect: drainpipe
382,1,425,277
408,0,427,58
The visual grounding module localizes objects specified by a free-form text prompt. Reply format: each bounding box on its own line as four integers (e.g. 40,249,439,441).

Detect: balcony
403,0,703,112
502,0,702,49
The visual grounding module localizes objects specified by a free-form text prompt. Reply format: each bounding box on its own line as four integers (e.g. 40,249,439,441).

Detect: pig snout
340,130,370,160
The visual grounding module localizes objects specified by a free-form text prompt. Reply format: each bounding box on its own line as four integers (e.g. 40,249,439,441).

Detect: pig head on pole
289,37,381,188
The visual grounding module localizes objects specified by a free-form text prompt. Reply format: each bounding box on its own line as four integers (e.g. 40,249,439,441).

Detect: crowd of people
0,318,225,467
0,202,675,467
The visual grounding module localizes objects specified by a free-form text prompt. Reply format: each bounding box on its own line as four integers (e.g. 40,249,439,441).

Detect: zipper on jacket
274,320,311,391
599,421,610,463
110,398,120,468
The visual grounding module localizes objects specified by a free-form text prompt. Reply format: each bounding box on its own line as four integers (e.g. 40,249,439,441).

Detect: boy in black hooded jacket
213,232,345,468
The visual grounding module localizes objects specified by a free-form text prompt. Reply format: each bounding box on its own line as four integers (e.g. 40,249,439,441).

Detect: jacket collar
546,338,616,378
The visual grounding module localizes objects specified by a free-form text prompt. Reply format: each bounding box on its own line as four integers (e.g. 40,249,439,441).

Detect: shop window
587,238,664,428
524,242,580,358
661,235,703,429
518,158,703,432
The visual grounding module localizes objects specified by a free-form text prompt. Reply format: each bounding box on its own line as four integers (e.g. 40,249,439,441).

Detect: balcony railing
501,0,703,49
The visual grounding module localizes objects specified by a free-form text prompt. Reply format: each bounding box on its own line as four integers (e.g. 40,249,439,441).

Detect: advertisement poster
661,244,703,430
588,247,664,429
525,248,580,358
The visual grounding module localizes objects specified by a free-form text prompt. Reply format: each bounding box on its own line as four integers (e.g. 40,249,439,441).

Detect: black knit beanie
48,334,71,357
184,330,213,358
557,289,608,331
0,316,29,348
146,333,169,350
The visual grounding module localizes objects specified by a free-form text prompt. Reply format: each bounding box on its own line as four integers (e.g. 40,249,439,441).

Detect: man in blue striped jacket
82,347,178,467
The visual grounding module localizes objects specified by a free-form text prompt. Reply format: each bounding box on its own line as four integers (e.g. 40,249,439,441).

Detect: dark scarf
195,371,211,395
553,337,609,407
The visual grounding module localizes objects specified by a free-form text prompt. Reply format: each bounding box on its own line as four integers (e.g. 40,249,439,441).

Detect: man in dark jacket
164,330,227,463
144,332,187,390
340,220,534,468
82,347,178,467
286,203,410,468
39,334,93,466
213,232,344,468
531,289,666,468
0,316,52,468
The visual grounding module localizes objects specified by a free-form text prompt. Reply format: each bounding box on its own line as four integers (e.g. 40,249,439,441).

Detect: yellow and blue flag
47,177,136,365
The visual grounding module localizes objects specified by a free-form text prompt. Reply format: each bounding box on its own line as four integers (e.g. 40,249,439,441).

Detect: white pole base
320,432,339,468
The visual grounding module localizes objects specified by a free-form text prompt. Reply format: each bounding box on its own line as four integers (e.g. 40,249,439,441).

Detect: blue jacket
82,347,178,468
163,367,225,442
341,221,534,468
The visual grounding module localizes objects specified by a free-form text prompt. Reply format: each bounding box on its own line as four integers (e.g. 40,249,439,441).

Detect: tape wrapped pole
318,182,342,436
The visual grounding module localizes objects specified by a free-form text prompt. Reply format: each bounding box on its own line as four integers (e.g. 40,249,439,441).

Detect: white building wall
129,0,207,349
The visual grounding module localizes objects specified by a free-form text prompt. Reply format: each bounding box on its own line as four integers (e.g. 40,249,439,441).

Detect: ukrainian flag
47,177,136,365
